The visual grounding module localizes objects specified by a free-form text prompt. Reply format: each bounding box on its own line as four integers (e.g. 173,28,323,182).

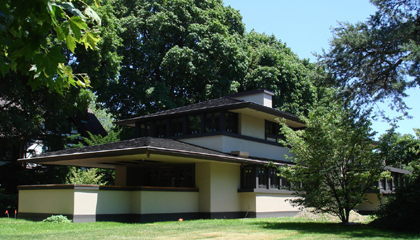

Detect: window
257,167,267,188
142,165,195,188
155,120,167,138
171,117,184,136
187,115,201,135
205,112,220,133
139,122,151,137
265,120,285,142
243,166,255,188
269,168,279,189
225,112,238,133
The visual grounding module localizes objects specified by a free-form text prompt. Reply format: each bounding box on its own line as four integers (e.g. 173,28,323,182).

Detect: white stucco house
17,90,408,222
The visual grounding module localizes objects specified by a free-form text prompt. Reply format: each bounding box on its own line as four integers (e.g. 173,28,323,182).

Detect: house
17,90,408,222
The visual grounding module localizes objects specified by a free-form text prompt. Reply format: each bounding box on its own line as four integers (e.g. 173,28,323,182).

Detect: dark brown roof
115,96,302,126
40,137,228,157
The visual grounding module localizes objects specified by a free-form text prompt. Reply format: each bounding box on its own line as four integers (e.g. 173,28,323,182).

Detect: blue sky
223,0,420,138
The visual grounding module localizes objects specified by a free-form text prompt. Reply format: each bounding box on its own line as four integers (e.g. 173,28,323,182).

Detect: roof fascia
114,102,303,126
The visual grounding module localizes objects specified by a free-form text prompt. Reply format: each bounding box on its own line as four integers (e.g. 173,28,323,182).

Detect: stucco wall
209,162,241,212
181,136,290,161
240,192,256,212
19,189,74,214
19,187,199,217
74,190,131,215
239,114,265,139
196,162,241,213
140,191,199,214
255,193,298,212
355,193,383,211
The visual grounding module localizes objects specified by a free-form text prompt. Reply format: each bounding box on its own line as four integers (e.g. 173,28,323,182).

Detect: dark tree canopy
319,0,420,111
239,31,319,115
97,0,248,119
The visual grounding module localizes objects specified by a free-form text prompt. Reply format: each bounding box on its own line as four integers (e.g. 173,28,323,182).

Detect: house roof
20,137,286,168
114,96,304,127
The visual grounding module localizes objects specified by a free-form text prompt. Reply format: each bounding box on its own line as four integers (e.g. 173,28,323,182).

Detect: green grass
0,217,419,239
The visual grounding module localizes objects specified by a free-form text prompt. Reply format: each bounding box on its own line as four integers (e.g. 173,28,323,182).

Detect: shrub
42,215,72,223
370,175,420,233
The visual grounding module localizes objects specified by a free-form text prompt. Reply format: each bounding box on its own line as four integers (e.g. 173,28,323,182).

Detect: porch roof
19,137,285,168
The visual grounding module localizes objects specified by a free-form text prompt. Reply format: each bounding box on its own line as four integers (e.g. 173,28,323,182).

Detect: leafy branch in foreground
278,101,385,224
1,0,101,93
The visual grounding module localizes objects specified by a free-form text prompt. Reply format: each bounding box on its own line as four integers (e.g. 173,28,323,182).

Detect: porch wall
18,185,199,222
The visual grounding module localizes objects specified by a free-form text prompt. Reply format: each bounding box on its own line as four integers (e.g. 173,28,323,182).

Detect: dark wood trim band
17,184,199,192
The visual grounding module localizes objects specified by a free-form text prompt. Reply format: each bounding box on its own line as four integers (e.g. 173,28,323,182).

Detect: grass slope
1,217,419,239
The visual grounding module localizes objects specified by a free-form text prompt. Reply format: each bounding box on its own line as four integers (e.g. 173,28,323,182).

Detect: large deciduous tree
239,31,319,115
97,0,248,119
278,100,384,224
318,0,420,111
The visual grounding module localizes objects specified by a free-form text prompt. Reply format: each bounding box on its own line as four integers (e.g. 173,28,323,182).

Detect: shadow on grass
257,221,420,239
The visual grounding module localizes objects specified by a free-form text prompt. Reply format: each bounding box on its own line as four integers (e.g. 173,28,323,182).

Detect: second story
115,90,305,162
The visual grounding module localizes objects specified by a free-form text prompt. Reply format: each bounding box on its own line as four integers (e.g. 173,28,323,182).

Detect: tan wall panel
74,190,131,215
239,192,256,212
256,194,298,212
131,191,142,214
209,162,241,212
181,136,224,152
115,166,127,187
140,191,199,214
240,114,265,139
196,162,211,212
221,136,291,161
18,190,74,214
355,193,382,211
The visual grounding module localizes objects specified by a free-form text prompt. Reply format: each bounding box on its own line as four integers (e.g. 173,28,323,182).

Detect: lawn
0,217,419,239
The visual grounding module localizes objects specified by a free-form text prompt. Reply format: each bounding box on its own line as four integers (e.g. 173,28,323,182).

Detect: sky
223,0,420,139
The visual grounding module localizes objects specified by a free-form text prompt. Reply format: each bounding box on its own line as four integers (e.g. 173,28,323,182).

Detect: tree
318,0,420,112
371,128,420,232
377,124,419,169
278,100,385,224
66,167,108,185
1,0,102,93
239,31,319,115
96,0,247,119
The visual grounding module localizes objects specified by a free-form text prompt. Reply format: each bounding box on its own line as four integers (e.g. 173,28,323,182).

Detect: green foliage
377,124,420,169
0,184,17,212
97,0,248,119
240,31,319,115
278,100,384,224
42,215,72,223
318,0,420,112
371,174,420,232
83,130,121,146
66,167,107,185
0,0,102,93
65,128,120,185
